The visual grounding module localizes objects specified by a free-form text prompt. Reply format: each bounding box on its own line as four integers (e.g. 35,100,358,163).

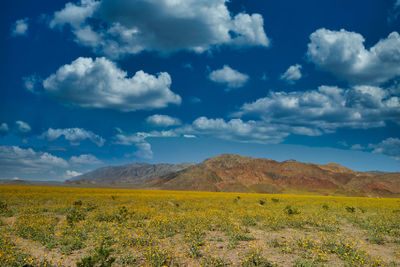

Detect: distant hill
364,171,388,176
0,179,32,185
146,154,400,196
68,162,195,185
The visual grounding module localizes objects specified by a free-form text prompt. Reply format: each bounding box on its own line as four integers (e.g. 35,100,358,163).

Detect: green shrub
233,196,241,203
66,207,86,226
0,200,8,214
345,206,355,213
271,198,279,203
77,242,115,267
73,200,83,206
241,248,275,266
94,206,132,223
284,205,300,215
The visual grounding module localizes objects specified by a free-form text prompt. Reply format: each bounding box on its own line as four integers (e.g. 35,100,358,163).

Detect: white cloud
108,82,400,149
114,130,177,146
50,0,99,29
114,129,178,159
64,170,83,179
350,144,364,150
15,121,31,133
114,117,289,158
234,85,400,134
114,119,286,159
307,29,400,85
146,114,181,127
0,146,68,176
370,137,400,161
49,0,269,58
133,142,153,159
181,117,288,144
280,64,302,84
70,154,102,165
42,57,181,111
113,85,400,152
11,18,28,36
209,65,249,89
1,121,32,137
41,128,105,147
114,133,145,146
0,123,9,136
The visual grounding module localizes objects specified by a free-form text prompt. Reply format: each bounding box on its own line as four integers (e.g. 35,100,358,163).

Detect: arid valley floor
0,186,399,266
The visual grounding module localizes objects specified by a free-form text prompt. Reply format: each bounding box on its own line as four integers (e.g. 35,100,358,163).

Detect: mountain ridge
146,154,400,196
67,154,400,196
68,162,196,185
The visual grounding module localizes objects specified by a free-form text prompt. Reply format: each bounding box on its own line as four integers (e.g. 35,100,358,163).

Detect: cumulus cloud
369,138,400,161
234,85,400,134
49,0,269,58
64,170,83,179
185,117,288,144
0,146,68,176
114,129,177,159
0,121,32,137
113,82,400,152
209,65,249,89
41,128,105,146
114,130,177,146
133,142,153,159
42,57,181,111
146,114,181,127
0,123,9,136
50,0,99,29
70,154,102,165
15,121,31,133
11,18,28,36
280,64,302,84
114,114,295,150
307,29,400,85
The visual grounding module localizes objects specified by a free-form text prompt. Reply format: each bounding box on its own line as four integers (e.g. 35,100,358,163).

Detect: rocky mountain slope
147,154,400,196
68,162,195,185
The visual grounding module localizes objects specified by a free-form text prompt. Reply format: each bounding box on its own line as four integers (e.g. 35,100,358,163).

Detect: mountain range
67,154,400,196
67,162,195,184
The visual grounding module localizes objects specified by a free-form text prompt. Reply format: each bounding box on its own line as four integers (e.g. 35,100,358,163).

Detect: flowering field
0,185,399,266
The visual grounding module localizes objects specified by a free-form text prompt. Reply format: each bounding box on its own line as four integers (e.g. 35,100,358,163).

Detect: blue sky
1,0,400,180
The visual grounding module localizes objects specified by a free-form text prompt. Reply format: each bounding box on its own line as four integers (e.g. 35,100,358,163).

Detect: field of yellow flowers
0,185,399,266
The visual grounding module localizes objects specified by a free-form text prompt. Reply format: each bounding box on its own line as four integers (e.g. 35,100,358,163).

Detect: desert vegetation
0,185,399,266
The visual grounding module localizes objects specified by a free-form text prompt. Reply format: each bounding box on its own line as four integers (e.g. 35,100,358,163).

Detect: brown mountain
147,154,400,196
